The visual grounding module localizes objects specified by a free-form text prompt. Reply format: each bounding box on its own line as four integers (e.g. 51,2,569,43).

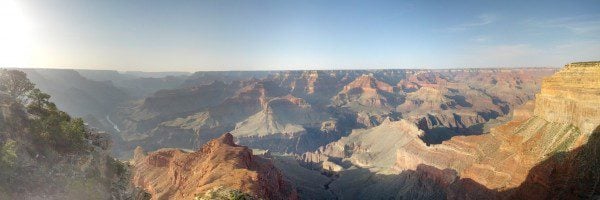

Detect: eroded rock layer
296,62,598,199
114,68,555,157
132,133,298,200
534,62,600,134
394,62,600,197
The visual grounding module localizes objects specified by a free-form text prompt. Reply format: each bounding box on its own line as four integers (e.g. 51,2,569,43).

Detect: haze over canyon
0,61,598,199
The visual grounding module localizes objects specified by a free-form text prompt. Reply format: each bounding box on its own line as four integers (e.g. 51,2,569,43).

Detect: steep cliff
132,133,298,200
534,62,600,134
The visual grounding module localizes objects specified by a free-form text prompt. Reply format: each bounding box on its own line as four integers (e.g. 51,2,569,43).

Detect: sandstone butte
395,61,600,196
132,133,298,200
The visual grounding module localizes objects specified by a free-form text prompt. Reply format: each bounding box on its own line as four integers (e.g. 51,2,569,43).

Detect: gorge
2,62,598,199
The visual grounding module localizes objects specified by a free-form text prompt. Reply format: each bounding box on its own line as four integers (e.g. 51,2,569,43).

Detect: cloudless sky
2,0,599,71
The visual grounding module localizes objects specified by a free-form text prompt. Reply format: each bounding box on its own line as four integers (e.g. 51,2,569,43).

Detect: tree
0,69,35,102
26,88,55,116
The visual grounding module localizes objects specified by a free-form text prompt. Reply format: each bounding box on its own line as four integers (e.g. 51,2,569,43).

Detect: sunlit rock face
333,74,398,109
291,63,597,199
534,62,600,134
132,133,298,200
394,62,600,193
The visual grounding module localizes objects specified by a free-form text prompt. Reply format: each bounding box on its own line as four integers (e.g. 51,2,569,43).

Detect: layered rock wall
395,62,600,191
534,62,600,134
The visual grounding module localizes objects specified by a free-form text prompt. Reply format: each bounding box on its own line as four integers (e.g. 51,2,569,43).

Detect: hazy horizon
9,64,566,73
1,0,599,71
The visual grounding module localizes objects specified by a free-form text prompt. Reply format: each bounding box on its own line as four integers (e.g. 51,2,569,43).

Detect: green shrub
108,158,127,177
195,187,257,200
26,88,90,153
0,139,17,170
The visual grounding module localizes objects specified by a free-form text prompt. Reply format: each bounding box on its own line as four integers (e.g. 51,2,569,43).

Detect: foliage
0,139,17,169
29,106,89,153
108,157,127,177
0,70,92,153
195,187,257,200
26,88,55,116
0,69,35,102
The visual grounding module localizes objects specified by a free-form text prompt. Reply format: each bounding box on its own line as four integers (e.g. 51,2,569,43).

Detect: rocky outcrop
132,133,298,200
534,62,600,134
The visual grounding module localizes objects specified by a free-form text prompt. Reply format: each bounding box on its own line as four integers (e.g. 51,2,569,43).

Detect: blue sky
6,0,600,71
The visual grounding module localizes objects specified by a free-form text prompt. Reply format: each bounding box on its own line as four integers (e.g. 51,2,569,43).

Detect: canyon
6,62,598,199
301,62,600,199
105,68,555,158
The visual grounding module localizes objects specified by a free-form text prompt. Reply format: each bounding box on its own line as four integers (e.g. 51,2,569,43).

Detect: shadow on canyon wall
504,124,600,199
325,125,600,200
420,124,486,145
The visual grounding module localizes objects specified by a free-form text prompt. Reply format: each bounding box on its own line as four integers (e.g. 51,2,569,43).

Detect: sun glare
0,0,33,68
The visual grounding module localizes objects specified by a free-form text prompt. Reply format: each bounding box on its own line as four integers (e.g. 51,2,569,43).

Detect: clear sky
1,0,599,71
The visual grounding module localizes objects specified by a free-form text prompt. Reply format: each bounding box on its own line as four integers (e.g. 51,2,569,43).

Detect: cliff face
534,62,600,134
132,133,298,200
394,62,600,195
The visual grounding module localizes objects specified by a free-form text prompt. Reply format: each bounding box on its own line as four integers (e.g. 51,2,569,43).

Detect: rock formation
132,133,298,200
233,95,328,138
294,62,597,199
303,119,425,171
107,68,554,158
393,62,600,197
333,74,398,110
230,95,333,152
534,61,600,134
